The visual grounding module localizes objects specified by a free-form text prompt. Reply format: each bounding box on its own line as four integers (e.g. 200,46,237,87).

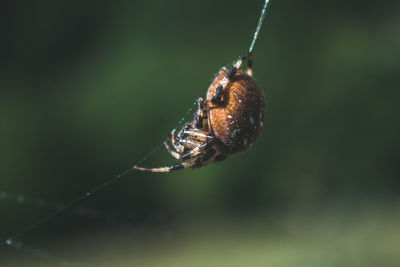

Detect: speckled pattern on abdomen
206,70,265,154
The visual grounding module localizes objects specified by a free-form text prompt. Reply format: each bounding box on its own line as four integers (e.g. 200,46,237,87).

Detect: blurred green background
1,0,400,266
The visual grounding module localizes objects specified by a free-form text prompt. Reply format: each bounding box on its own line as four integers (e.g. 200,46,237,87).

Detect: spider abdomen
206,70,265,154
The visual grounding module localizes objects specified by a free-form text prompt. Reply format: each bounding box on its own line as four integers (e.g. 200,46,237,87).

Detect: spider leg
194,96,206,129
170,129,184,153
210,67,237,105
182,129,213,140
179,136,215,161
164,141,180,159
179,128,213,149
133,163,186,173
179,144,204,161
246,52,253,76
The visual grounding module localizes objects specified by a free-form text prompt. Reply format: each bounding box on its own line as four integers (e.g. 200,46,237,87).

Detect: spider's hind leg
164,141,180,160
133,163,186,173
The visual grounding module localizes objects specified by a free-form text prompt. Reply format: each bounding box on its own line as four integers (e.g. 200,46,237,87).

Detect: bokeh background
1,0,400,266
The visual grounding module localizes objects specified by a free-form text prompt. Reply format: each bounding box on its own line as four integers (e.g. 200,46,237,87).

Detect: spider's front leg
209,66,237,106
246,52,253,76
193,95,209,131
205,52,253,110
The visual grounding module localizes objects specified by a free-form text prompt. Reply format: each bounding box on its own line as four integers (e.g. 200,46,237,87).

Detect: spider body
206,69,264,154
134,54,265,173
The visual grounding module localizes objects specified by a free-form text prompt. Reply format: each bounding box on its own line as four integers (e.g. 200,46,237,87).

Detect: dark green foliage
0,0,399,265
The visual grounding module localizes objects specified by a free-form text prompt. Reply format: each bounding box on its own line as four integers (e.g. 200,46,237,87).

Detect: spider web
0,100,197,264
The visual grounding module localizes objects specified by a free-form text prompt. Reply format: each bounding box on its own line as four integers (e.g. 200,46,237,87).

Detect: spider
134,0,269,173
134,53,264,173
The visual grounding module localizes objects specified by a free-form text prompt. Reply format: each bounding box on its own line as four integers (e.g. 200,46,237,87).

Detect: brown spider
133,53,265,173
134,1,268,173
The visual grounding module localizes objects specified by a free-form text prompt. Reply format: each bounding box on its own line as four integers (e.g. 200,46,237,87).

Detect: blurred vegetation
0,0,399,266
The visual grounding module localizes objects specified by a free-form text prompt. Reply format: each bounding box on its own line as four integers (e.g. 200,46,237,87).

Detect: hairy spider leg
133,137,215,173
163,141,180,159
134,127,215,172
133,163,186,173
206,53,253,109
194,96,205,129
178,133,215,161
170,129,184,153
